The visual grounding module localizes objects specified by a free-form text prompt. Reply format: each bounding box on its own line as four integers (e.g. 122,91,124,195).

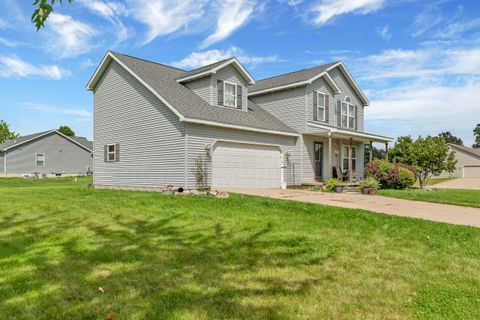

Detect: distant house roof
0,130,93,152
448,143,480,158
86,52,297,137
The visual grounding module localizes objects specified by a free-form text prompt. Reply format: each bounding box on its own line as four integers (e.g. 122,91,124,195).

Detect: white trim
325,61,369,106
223,80,237,108
86,52,185,121
176,58,256,85
106,144,116,162
316,91,327,122
35,152,46,167
183,117,299,137
184,123,189,188
2,130,92,153
248,72,341,97
341,145,357,171
306,121,392,142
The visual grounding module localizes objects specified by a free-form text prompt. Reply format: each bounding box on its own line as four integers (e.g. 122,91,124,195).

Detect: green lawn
426,177,457,186
378,188,480,208
1,178,480,319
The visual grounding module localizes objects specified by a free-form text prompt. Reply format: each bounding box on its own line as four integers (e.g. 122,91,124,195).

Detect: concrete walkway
433,178,480,190
227,188,480,228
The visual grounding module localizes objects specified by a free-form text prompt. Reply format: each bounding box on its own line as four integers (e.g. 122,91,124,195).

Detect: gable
327,66,363,107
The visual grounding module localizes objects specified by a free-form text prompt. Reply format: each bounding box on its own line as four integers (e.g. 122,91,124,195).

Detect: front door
314,142,323,180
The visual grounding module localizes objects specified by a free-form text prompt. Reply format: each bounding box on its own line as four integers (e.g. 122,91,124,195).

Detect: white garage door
212,142,282,189
464,166,480,178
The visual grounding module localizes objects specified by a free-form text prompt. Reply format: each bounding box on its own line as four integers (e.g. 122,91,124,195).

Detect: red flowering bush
365,160,415,189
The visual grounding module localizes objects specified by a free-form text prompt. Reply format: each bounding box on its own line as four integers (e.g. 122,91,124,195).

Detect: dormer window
224,81,237,108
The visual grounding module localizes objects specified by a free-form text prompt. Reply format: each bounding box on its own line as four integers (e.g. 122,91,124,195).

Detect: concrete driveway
433,178,480,190
227,188,480,228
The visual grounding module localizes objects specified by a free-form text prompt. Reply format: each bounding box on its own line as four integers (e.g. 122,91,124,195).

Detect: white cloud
435,17,480,39
171,47,279,69
0,19,6,29
0,56,71,79
366,81,480,146
23,102,92,118
47,13,98,58
0,37,19,47
201,0,255,48
131,0,207,45
411,7,445,37
79,0,129,46
311,0,385,26
376,24,391,40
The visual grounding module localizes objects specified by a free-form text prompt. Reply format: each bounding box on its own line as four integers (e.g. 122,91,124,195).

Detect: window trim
223,80,237,108
341,97,355,129
106,144,116,162
35,152,45,167
341,145,357,171
316,91,326,122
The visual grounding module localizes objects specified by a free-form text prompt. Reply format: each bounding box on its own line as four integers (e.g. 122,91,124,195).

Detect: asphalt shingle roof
175,59,230,80
110,52,297,134
0,130,93,151
249,62,339,93
449,144,480,158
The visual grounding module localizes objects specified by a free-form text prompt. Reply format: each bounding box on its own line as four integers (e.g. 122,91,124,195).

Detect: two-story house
87,51,391,189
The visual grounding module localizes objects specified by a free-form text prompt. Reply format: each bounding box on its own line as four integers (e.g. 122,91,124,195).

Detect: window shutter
354,106,358,130
115,143,120,162
325,95,330,123
336,101,341,127
313,92,317,121
104,145,107,162
217,80,224,106
237,84,242,109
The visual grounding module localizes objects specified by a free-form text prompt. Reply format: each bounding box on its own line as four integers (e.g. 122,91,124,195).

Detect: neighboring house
0,130,93,177
437,144,480,178
87,51,391,189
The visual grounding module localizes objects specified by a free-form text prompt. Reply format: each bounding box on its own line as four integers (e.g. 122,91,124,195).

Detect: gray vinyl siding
93,60,185,188
186,123,300,188
4,132,92,174
437,148,480,178
0,153,4,173
328,67,365,132
184,76,212,105
302,135,364,183
212,65,248,111
307,78,335,125
250,86,307,132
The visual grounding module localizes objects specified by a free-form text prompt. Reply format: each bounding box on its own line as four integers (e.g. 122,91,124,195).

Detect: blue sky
0,0,479,146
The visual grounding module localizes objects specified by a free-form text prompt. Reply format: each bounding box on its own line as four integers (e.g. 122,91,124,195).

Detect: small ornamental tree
58,125,75,137
390,136,457,188
0,120,19,144
473,123,480,148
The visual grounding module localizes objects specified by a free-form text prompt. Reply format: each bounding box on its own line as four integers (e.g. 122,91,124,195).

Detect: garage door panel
212,142,281,189
464,166,480,178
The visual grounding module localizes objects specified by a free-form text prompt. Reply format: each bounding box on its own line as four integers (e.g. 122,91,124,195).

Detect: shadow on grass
0,208,331,319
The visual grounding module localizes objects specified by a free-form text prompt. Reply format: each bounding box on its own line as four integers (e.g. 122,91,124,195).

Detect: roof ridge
110,51,187,72
181,57,233,73
254,61,339,84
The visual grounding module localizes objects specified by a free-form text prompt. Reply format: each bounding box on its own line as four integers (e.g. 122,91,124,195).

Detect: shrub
325,178,341,192
365,160,415,189
359,177,380,190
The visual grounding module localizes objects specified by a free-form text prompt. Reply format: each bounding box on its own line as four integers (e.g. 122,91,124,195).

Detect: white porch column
328,133,332,180
349,138,353,183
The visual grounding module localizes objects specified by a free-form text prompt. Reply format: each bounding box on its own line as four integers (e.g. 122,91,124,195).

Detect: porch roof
305,122,392,143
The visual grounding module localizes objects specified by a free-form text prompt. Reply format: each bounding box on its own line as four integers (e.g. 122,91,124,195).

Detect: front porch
301,123,392,184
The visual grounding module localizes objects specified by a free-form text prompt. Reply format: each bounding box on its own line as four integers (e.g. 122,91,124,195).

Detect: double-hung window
340,98,355,129
36,153,45,166
317,92,326,121
223,81,237,108
107,144,116,162
342,145,356,171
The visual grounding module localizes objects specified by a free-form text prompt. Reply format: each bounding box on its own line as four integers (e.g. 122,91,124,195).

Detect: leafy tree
473,123,480,148
32,0,73,30
390,136,457,188
58,125,75,137
437,131,463,145
364,143,386,161
0,120,19,144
